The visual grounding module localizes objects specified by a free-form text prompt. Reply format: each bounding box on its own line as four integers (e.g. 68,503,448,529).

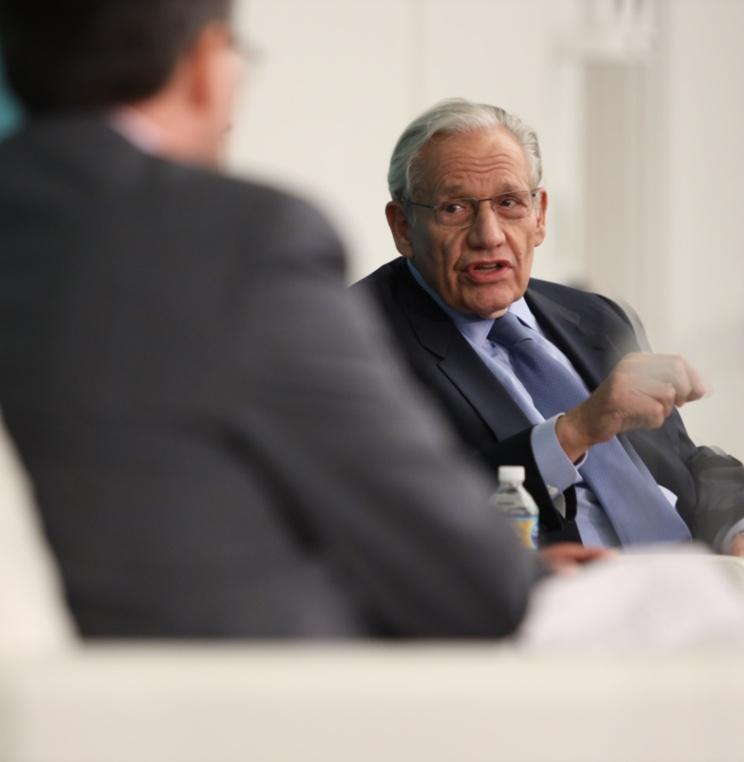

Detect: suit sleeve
598,294,744,549
227,198,544,637
677,435,744,549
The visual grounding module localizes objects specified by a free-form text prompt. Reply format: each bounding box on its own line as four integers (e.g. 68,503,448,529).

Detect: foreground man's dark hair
0,0,232,114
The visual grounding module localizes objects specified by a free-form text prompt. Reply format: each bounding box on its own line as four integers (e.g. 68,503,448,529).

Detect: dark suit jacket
355,257,744,547
0,118,543,639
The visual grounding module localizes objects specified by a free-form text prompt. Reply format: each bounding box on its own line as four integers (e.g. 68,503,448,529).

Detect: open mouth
472,262,506,271
464,261,512,279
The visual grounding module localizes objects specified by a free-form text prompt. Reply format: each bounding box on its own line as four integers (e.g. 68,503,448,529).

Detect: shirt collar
109,107,168,155
406,258,537,345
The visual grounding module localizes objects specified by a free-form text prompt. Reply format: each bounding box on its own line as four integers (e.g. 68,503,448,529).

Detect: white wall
663,0,744,458
228,0,744,459
580,0,744,457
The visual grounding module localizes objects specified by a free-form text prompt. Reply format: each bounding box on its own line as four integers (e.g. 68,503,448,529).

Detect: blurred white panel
666,0,744,334
664,0,744,457
581,0,744,458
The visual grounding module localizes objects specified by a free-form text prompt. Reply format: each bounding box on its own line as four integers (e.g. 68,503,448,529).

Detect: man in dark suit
356,99,744,553
0,3,552,638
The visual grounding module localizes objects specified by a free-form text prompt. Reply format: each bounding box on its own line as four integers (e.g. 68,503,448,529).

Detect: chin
462,302,508,319
465,291,515,318
480,307,511,319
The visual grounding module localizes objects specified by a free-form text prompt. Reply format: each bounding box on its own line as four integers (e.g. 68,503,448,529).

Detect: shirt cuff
715,518,744,554
530,414,585,497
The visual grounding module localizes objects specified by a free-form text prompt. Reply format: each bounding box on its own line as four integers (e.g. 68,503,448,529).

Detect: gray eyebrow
436,184,529,199
437,189,531,203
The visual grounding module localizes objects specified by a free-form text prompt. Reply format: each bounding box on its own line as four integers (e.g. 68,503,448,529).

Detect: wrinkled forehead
411,126,532,198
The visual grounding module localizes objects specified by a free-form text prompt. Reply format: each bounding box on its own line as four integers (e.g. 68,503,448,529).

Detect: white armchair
0,417,74,656
2,420,744,762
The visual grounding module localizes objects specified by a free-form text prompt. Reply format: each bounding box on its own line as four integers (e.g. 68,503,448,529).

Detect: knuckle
623,352,643,368
670,356,686,376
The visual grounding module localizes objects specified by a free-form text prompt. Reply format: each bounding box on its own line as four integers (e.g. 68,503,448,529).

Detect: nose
467,201,506,250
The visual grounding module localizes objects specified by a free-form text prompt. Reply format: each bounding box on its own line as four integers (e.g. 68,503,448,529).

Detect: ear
385,201,415,258
534,187,548,247
183,21,234,109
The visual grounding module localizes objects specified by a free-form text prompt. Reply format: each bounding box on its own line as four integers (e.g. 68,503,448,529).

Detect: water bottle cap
498,465,525,484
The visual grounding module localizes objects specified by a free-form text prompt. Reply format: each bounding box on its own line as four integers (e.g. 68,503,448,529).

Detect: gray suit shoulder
529,277,636,329
2,117,346,274
145,161,347,272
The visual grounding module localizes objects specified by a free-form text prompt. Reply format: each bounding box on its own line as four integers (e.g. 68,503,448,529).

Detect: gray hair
387,98,542,202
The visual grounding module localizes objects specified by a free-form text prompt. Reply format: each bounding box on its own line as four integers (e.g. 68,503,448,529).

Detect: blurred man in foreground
356,99,744,553
0,2,558,638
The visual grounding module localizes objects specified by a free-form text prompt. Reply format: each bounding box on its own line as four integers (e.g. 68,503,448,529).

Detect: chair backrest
0,416,75,655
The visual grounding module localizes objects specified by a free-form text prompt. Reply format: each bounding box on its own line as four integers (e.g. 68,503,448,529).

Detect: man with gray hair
356,98,744,554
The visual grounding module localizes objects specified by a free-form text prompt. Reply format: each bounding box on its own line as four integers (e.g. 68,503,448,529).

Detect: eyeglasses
405,189,540,228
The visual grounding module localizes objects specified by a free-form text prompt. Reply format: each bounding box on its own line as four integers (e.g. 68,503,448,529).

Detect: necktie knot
487,311,534,348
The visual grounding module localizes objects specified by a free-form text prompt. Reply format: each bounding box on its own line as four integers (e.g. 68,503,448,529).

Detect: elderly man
0,8,555,639
356,98,744,553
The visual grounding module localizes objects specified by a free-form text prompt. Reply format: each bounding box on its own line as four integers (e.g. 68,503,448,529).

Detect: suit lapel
438,341,534,439
525,285,620,389
395,265,533,440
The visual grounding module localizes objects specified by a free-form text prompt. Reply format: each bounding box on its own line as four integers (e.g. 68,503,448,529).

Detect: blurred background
1,0,742,457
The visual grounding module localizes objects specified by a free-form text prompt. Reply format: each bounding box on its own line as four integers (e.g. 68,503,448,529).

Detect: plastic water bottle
490,466,539,550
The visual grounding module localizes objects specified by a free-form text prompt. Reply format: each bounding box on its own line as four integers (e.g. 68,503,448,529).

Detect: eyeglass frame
402,188,543,228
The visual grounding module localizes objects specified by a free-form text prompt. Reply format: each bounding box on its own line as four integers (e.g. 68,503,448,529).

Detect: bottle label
490,488,539,550
509,514,539,550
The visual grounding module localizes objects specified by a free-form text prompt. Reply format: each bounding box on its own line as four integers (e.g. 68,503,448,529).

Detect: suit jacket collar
1,116,190,192
524,286,620,389
395,263,531,439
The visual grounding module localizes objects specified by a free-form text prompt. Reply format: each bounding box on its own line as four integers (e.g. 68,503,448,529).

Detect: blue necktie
487,312,692,545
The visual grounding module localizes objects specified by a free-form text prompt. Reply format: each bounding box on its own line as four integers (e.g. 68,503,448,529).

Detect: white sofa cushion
0,416,75,655
3,644,744,762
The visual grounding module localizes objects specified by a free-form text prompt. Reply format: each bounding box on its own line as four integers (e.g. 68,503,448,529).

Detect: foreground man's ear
175,20,244,167
183,22,234,108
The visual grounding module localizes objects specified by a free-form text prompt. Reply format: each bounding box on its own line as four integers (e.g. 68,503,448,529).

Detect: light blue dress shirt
406,260,682,547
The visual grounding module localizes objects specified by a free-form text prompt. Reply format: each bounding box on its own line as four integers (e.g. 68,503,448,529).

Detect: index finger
638,354,709,405
682,357,708,401
664,354,708,403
